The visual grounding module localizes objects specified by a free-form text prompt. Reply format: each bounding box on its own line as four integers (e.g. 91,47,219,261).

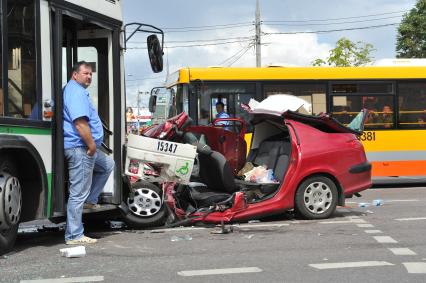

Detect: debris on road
358,202,369,208
242,234,254,239
171,235,192,242
373,199,383,206
59,246,86,258
109,221,126,229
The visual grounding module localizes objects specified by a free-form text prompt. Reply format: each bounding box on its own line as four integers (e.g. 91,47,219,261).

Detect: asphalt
1,185,426,283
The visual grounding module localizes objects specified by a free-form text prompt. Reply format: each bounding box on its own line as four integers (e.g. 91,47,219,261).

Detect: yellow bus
160,66,426,178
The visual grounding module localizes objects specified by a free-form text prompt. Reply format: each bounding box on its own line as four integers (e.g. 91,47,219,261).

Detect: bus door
52,11,122,215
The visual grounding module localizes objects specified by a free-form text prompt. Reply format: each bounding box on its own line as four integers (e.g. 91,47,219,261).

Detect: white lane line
388,248,417,256
373,236,398,243
20,276,104,283
309,261,394,270
178,267,262,276
403,262,426,273
395,217,426,221
320,219,366,224
357,224,374,228
364,230,382,234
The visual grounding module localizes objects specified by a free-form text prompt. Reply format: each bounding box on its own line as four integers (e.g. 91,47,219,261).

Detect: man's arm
74,117,97,156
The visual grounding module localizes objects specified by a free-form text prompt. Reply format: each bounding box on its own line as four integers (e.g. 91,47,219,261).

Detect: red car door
187,118,247,174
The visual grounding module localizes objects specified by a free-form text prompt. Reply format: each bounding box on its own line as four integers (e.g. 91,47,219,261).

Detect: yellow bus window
398,82,426,129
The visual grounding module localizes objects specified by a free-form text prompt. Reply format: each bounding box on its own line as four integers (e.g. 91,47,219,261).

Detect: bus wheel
122,180,167,229
294,176,337,220
0,157,22,255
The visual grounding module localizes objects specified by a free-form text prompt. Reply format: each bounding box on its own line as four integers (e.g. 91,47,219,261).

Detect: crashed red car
122,95,371,227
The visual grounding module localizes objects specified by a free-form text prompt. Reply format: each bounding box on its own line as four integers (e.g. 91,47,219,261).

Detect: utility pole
255,0,261,67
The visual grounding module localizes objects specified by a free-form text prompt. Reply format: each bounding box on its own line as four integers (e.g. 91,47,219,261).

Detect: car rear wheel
122,180,167,229
295,176,337,219
0,156,21,256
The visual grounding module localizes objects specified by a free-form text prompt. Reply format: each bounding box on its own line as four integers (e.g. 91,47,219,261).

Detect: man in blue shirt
215,101,230,130
63,61,114,245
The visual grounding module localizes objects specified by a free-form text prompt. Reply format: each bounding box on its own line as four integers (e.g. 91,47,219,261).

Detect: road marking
403,262,426,273
388,248,416,256
373,236,398,243
320,219,366,224
357,224,374,228
178,267,262,276
20,276,104,283
395,217,426,221
364,230,382,234
309,261,394,270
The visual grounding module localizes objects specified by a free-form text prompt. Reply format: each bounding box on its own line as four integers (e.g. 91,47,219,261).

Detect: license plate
156,140,178,154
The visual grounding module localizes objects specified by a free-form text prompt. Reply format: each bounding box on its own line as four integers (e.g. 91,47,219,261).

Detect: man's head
382,105,392,114
215,101,225,114
71,61,92,89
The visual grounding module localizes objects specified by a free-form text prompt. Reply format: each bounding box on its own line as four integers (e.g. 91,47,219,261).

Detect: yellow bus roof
166,66,426,86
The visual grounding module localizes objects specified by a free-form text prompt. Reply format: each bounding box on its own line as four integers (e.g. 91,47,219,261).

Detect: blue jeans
64,147,114,241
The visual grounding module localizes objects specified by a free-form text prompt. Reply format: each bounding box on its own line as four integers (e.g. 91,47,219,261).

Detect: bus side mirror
147,34,163,73
149,95,157,113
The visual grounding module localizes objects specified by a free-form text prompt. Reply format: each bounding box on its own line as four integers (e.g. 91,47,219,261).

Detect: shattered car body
124,95,372,227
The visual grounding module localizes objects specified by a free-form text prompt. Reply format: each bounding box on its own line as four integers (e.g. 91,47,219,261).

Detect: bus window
264,83,326,115
398,82,426,128
7,0,38,119
198,83,255,130
78,47,99,111
332,95,395,129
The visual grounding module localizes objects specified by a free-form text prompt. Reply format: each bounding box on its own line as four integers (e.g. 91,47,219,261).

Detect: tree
396,0,426,58
312,37,375,67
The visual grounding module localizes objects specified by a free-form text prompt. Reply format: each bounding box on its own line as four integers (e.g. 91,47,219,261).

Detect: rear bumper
349,162,372,174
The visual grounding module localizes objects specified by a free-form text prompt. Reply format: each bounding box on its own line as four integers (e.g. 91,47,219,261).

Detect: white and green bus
0,0,164,254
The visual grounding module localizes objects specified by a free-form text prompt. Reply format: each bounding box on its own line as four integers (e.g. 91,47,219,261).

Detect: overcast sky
123,0,417,107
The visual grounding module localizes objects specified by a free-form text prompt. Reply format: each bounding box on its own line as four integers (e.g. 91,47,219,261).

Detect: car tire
122,180,167,229
295,176,338,220
0,155,22,256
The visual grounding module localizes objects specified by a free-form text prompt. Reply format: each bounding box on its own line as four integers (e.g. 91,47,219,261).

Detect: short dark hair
72,61,92,73
216,101,224,108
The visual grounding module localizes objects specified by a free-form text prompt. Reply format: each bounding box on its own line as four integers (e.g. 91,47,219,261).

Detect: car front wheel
295,176,338,219
122,180,167,229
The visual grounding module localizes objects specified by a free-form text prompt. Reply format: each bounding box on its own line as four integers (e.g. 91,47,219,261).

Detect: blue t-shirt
216,111,230,125
63,80,103,149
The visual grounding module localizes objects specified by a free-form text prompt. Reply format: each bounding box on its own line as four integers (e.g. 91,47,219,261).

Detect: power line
160,21,253,30
263,10,407,23
264,22,399,35
265,15,403,27
126,39,254,49
218,42,254,66
127,35,254,44
228,44,254,66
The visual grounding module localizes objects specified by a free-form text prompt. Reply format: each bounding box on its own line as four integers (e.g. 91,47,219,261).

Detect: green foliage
312,37,375,67
396,0,426,58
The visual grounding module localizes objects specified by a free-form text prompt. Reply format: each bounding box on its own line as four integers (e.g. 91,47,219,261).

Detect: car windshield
347,110,366,132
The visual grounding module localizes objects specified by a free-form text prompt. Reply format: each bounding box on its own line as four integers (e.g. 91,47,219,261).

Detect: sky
123,0,417,108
